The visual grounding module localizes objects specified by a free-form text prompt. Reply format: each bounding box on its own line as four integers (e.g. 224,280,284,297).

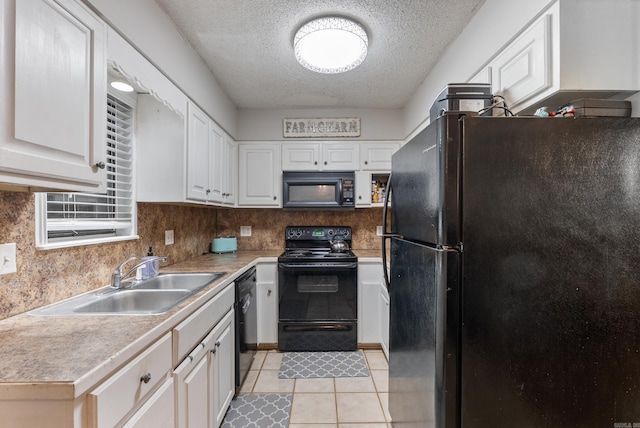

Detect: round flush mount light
110,80,134,93
294,16,368,74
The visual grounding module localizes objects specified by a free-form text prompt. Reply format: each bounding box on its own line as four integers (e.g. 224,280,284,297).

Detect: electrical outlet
376,226,383,236
165,230,174,245
0,243,17,275
240,226,252,237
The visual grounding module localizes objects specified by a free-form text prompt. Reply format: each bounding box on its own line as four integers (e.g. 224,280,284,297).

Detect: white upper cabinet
0,0,107,191
322,142,359,170
281,142,320,170
238,143,281,206
470,0,640,115
186,102,213,202
221,135,236,205
360,142,400,171
282,142,359,171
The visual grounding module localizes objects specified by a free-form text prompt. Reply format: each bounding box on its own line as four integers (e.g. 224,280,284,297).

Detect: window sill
36,235,140,251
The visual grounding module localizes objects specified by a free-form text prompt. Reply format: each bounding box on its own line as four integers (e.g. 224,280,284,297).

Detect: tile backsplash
0,190,383,320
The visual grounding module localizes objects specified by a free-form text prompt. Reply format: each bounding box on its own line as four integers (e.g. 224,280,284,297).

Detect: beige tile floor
238,349,392,428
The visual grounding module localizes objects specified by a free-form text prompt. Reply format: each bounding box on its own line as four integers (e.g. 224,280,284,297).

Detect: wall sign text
283,118,361,138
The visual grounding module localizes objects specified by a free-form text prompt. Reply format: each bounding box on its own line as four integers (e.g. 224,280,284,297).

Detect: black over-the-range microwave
282,171,355,209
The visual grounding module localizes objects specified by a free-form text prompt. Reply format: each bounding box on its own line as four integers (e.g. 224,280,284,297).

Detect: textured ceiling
153,0,486,109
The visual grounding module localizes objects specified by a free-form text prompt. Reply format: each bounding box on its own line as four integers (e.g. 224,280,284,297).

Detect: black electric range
277,226,358,351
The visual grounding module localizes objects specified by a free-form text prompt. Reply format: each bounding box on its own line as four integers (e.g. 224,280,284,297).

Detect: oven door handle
282,324,353,332
278,262,358,269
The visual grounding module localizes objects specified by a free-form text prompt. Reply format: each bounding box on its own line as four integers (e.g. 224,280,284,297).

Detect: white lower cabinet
357,261,384,346
87,333,173,428
173,284,235,428
121,377,175,428
174,310,234,428
379,281,390,359
256,262,278,346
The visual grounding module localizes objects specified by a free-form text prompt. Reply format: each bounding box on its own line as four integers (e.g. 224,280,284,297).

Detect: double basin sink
32,272,226,316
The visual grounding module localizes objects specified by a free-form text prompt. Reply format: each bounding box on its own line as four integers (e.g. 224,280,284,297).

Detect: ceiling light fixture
110,80,134,93
294,16,368,74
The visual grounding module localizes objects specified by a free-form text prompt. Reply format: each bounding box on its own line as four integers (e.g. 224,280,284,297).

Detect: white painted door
210,311,235,428
360,142,399,171
186,103,211,202
322,142,359,170
238,143,281,206
281,143,320,170
0,0,107,191
256,262,278,345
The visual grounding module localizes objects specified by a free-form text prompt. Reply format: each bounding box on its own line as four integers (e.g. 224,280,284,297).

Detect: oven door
278,261,358,351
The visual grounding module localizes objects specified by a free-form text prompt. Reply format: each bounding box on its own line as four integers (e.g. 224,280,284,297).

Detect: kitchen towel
278,351,369,379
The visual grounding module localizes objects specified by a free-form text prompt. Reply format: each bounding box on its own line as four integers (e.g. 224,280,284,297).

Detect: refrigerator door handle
382,173,397,290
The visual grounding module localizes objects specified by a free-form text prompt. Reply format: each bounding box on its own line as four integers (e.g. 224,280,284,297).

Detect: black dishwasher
235,266,257,393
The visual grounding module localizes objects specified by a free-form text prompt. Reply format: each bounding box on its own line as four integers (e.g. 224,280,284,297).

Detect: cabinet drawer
173,284,234,365
88,332,172,428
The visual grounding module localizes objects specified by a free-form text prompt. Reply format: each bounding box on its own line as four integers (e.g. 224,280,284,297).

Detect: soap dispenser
140,246,159,279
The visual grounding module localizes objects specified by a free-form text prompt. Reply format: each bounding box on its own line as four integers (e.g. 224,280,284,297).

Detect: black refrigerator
383,112,640,427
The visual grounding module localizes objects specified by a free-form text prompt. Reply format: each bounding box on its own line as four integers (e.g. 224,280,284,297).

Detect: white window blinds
36,94,137,247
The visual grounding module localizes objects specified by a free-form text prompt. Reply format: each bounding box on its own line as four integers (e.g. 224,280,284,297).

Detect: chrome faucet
111,256,168,288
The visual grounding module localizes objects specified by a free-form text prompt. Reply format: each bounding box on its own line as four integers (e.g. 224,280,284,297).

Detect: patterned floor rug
221,394,292,428
278,351,370,379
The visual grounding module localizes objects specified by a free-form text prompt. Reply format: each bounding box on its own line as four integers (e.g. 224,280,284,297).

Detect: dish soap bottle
140,246,159,279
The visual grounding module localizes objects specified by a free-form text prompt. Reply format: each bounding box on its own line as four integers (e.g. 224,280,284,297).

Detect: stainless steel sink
73,289,192,314
30,272,227,316
131,272,226,292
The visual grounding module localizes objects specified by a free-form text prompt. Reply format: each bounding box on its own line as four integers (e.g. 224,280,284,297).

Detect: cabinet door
0,0,107,192
358,262,383,344
491,13,551,111
355,171,372,207
222,136,236,205
122,377,175,428
174,342,209,428
208,120,225,203
238,143,281,206
282,143,320,170
322,142,359,170
256,262,278,345
186,103,211,202
360,142,399,171
183,356,208,428
379,282,390,359
210,311,235,428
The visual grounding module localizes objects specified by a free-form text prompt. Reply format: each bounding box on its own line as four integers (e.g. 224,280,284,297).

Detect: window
36,93,137,249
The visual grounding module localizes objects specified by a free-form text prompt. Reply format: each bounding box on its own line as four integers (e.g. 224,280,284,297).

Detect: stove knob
328,229,334,236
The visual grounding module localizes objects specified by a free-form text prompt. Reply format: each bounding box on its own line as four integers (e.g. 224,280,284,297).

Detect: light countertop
0,249,380,399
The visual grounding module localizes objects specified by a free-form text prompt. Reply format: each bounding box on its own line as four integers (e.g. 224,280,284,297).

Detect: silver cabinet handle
215,341,221,347
211,348,217,355
140,373,151,384
95,161,105,169
267,289,272,296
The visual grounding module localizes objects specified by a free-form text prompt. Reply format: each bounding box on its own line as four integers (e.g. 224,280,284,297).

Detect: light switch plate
376,226,383,236
0,243,17,275
240,226,252,237
165,230,174,245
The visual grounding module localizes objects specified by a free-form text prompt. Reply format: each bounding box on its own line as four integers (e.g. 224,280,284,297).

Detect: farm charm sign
283,118,361,138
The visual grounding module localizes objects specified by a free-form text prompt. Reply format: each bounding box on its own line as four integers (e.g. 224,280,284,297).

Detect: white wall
237,108,404,141
83,0,237,137
404,0,556,137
